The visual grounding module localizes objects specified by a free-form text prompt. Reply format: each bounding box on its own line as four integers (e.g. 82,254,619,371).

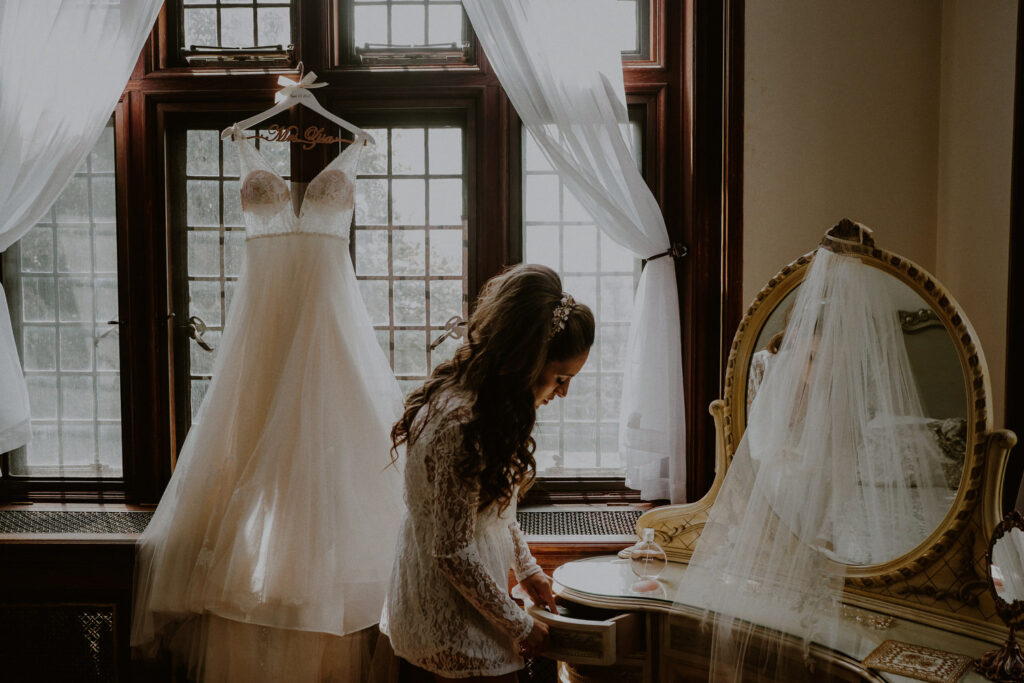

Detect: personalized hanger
220,64,374,146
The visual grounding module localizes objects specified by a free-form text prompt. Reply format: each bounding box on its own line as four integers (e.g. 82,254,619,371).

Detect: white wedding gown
132,128,405,682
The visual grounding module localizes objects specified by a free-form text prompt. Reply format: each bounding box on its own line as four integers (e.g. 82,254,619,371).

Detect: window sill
523,476,654,506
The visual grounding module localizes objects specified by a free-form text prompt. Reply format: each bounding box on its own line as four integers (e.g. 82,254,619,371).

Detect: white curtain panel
0,0,161,452
462,0,685,501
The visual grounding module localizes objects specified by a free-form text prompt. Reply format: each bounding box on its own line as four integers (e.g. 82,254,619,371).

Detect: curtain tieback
647,242,688,262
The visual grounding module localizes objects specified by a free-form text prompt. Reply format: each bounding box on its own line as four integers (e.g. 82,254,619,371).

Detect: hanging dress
132,128,405,682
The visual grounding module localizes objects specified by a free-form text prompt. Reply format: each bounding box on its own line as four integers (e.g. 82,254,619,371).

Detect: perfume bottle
630,528,667,593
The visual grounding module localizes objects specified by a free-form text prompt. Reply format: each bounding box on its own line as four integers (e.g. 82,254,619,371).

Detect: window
168,120,468,436
339,0,649,66
616,0,650,60
340,0,472,66
1,120,123,479
177,0,294,65
523,124,643,478
169,125,291,429
3,1,731,504
353,125,468,395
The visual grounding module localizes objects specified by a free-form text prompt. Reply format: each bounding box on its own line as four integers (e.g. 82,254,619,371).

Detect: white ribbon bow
275,71,326,103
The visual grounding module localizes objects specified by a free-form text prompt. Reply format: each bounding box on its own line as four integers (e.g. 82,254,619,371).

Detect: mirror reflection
744,263,967,566
992,527,1024,604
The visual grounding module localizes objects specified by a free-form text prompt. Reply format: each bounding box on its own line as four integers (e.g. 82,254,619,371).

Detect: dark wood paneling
1007,2,1023,513
681,0,744,501
519,541,635,579
0,540,137,681
124,92,174,504
723,0,745,370
0,535,622,680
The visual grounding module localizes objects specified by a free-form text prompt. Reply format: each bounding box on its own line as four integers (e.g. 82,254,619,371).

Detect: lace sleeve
509,520,542,582
431,422,534,643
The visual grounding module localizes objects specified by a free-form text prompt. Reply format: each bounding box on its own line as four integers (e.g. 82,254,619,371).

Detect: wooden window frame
511,104,647,495
339,109,474,389
333,0,476,68
620,0,655,63
165,111,298,443
0,0,744,506
163,0,299,68
0,100,134,504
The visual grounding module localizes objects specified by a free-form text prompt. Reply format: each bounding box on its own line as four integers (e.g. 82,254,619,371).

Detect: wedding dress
132,128,405,682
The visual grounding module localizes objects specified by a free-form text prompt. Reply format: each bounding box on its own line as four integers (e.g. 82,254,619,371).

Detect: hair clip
549,293,576,339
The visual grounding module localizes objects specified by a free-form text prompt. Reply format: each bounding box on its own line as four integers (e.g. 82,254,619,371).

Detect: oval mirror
742,261,968,566
635,225,1001,589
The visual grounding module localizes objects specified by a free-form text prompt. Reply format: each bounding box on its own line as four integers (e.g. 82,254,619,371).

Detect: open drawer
524,596,643,666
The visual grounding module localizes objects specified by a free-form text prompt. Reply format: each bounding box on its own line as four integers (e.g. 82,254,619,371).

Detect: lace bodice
232,126,366,240
383,391,542,678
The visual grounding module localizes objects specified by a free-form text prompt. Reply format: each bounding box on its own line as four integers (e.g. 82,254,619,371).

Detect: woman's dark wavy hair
391,264,595,514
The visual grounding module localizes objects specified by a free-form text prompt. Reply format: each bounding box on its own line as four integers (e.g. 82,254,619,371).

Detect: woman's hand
519,571,558,614
519,618,549,657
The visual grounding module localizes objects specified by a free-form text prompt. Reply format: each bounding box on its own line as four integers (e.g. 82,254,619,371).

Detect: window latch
183,315,216,353
94,319,122,346
429,315,466,351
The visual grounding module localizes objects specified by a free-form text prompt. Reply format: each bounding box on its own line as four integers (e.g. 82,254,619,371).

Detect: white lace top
383,390,542,678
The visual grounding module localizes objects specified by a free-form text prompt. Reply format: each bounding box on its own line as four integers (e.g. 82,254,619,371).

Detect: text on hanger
247,124,355,150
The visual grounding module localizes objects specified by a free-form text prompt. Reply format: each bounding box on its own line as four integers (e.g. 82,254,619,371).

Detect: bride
384,264,595,681
131,125,404,682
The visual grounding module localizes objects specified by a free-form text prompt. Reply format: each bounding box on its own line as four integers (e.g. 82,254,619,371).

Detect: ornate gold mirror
743,255,967,567
637,221,1016,641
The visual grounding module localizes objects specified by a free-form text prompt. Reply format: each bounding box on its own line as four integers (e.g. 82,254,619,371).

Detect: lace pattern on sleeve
431,422,534,643
509,520,542,582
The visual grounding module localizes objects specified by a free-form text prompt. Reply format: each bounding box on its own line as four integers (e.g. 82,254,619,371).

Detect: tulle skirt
132,233,405,682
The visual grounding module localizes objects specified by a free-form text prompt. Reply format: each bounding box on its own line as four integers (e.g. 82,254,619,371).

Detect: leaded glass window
2,121,123,478
354,0,464,47
353,125,467,394
343,0,470,66
178,127,291,419
180,0,293,64
340,0,645,65
523,124,643,477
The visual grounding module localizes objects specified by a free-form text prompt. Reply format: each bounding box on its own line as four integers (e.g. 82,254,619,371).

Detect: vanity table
535,223,1018,682
548,556,991,682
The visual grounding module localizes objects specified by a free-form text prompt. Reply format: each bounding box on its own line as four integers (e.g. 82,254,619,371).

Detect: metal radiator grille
0,510,152,534
517,510,641,536
1,509,641,537
0,605,116,682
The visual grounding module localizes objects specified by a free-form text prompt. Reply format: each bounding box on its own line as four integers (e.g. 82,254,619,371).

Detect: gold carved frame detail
637,231,1017,642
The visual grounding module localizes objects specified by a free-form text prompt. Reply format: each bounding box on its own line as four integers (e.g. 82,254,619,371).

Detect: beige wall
743,0,1016,423
934,0,1016,426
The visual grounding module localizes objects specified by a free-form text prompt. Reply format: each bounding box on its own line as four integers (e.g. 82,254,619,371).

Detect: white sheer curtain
0,0,161,452
463,0,685,502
